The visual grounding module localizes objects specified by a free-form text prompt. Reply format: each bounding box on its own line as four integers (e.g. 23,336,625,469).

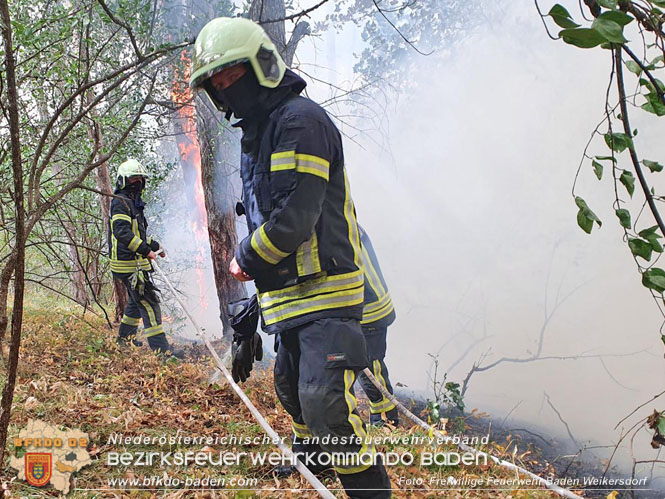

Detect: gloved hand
231,332,263,383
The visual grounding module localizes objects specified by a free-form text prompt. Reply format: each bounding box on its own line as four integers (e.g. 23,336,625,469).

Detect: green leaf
560,28,606,48
575,196,602,234
620,170,635,196
643,160,664,173
592,160,604,180
598,0,618,8
661,334,665,347
604,132,633,152
652,0,665,7
658,414,665,436
599,10,633,26
629,238,653,261
642,93,665,116
639,226,663,252
548,4,580,29
595,155,617,163
625,60,642,75
591,15,628,43
642,268,665,293
639,225,661,238
615,209,631,229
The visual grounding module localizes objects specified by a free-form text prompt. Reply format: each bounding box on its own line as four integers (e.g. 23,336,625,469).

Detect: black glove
232,333,263,383
229,295,262,383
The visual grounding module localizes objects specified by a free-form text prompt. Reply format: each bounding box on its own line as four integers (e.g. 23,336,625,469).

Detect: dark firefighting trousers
356,327,396,415
115,272,165,341
274,317,391,498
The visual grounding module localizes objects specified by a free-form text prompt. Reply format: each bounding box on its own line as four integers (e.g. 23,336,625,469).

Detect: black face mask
125,181,143,196
209,70,265,121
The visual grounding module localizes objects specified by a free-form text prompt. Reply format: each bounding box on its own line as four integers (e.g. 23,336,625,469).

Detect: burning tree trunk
195,101,246,335
171,50,245,337
182,0,310,337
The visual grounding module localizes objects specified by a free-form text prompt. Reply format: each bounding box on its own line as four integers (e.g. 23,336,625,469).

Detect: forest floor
0,293,608,498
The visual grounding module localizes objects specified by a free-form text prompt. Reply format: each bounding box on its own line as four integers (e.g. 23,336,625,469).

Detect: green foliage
644,159,664,173
639,225,663,252
620,170,636,197
642,268,665,293
592,160,604,180
547,4,580,29
575,196,602,234
629,238,653,261
604,132,633,152
616,208,632,229
551,4,632,48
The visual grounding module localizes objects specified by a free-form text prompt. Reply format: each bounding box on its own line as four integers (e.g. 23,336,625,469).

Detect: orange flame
171,50,209,310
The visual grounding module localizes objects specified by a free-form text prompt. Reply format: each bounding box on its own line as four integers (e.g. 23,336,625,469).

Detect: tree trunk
0,255,15,344
86,91,126,323
195,101,246,336
190,0,309,337
63,221,89,306
0,0,27,465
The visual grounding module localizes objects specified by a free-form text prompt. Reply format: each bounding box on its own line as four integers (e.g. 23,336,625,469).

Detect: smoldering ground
155,0,664,487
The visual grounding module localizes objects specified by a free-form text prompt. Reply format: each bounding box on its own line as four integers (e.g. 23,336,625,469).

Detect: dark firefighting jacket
358,226,396,328
108,190,160,274
235,70,364,334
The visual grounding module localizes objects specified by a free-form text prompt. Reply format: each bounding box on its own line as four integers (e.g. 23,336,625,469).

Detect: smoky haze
156,0,665,483
340,0,665,481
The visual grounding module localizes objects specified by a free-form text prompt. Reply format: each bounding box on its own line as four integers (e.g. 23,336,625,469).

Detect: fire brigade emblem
25,453,52,487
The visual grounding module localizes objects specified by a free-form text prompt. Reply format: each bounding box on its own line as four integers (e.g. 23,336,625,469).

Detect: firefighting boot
369,413,384,427
116,334,143,347
385,408,400,426
147,333,185,359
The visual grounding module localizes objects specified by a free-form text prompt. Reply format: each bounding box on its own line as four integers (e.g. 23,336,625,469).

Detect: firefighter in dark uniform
190,17,391,498
356,226,399,427
109,159,182,358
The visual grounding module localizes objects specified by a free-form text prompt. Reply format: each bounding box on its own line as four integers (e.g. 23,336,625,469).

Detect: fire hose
360,369,583,499
153,260,581,499
151,260,335,499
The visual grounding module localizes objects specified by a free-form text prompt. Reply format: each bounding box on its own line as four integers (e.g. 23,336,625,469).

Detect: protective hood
229,68,306,125
235,69,307,155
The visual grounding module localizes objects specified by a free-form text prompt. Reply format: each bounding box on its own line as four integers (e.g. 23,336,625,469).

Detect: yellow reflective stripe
361,302,394,324
147,235,153,245
128,236,142,252
138,261,152,271
259,270,362,308
111,214,132,223
292,421,313,439
140,299,157,327
369,360,396,413
335,369,372,475
112,235,118,260
110,260,139,273
295,153,330,181
361,245,387,297
144,325,164,337
342,168,362,268
121,315,140,326
296,232,321,277
270,150,296,171
262,286,364,325
251,224,289,265
363,293,391,314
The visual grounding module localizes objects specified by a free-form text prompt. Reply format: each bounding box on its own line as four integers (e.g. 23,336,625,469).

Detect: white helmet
116,159,150,189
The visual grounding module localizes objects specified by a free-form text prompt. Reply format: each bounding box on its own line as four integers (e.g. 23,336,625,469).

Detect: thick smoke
314,0,664,481
156,0,665,482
